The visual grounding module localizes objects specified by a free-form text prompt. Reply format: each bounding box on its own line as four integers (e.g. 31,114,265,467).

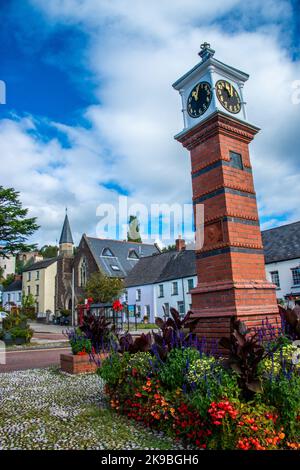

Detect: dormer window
102,247,114,257
128,249,139,260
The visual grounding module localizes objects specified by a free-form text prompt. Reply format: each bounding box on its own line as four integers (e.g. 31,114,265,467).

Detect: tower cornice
175,111,260,150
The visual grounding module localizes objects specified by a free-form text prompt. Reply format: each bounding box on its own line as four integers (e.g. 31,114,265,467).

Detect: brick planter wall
60,353,108,374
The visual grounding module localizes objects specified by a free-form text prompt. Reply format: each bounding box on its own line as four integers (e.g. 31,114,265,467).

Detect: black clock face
216,80,241,114
187,81,212,118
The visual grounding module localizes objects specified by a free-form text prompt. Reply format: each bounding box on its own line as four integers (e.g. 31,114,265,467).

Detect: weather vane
198,42,215,62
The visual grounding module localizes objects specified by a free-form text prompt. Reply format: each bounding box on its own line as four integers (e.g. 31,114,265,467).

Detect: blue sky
0,0,299,247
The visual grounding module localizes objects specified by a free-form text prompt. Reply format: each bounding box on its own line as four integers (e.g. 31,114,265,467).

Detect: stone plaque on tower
173,43,280,344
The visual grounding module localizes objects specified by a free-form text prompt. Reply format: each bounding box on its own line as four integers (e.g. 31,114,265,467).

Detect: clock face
216,80,241,114
187,81,212,118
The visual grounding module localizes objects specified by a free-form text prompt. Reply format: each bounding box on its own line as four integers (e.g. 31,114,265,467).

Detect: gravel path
0,368,183,450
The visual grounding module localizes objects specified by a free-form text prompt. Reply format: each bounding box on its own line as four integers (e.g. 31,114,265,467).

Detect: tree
0,186,39,258
1,273,14,288
39,245,58,259
85,272,124,304
161,244,176,252
127,215,142,243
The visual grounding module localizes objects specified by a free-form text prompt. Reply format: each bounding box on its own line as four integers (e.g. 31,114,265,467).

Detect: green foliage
126,352,153,379
98,352,130,388
60,309,71,317
0,186,39,257
258,341,300,376
70,336,92,355
9,326,33,342
161,244,176,252
158,347,200,390
127,215,142,243
1,273,15,288
187,354,222,383
258,373,300,439
15,258,34,274
85,272,124,304
188,367,240,418
39,245,58,259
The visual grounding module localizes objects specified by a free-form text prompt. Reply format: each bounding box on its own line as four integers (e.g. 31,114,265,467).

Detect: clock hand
192,84,200,101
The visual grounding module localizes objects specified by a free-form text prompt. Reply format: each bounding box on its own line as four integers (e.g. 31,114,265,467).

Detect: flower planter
60,352,108,374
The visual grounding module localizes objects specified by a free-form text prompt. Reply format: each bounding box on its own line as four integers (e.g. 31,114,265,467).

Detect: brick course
176,112,280,340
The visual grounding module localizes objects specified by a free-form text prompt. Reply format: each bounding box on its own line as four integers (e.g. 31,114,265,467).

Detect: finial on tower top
198,42,215,62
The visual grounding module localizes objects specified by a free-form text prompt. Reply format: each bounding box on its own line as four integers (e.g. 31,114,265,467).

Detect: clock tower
173,43,280,345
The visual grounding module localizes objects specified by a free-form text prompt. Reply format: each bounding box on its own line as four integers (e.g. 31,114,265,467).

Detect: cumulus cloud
1,0,299,246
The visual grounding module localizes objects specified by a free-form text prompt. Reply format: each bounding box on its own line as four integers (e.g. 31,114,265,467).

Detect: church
55,213,159,314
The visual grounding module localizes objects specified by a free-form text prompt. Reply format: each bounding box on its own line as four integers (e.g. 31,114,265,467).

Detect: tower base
191,280,280,351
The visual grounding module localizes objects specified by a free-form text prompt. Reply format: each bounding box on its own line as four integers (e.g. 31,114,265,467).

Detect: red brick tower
173,43,279,343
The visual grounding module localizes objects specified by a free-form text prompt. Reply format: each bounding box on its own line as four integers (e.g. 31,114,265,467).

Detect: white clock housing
172,43,249,137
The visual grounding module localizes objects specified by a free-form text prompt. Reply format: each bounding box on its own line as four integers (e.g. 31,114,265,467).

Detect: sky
0,0,299,248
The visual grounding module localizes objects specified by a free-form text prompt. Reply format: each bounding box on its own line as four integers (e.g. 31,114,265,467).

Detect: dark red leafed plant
118,332,152,354
152,307,199,361
80,314,115,352
219,316,274,398
279,305,300,339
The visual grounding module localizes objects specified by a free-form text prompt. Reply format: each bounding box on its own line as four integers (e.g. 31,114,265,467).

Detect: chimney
175,235,186,252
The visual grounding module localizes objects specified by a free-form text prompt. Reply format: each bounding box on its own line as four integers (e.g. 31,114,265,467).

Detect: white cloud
1,0,299,248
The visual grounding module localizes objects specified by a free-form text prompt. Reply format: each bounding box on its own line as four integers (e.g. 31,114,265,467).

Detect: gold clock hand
192,84,200,101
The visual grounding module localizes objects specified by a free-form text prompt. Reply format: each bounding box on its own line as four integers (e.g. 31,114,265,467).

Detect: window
172,281,178,295
7,293,11,302
187,278,194,292
27,286,31,295
18,292,21,302
270,271,280,288
28,271,31,281
128,250,139,260
145,305,150,316
36,285,39,296
163,303,170,317
177,301,185,316
292,268,300,286
36,302,39,313
136,289,141,301
158,284,164,298
110,264,120,271
36,270,40,280
229,151,243,170
79,257,88,287
136,305,141,317
125,290,128,302
101,247,114,257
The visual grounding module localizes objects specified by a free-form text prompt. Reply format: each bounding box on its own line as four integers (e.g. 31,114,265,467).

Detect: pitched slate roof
3,279,22,292
22,257,57,272
85,237,160,278
262,221,300,264
125,250,196,287
59,214,74,244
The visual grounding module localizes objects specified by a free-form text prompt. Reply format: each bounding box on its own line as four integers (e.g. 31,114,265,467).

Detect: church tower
56,211,74,313
59,211,74,257
173,43,280,344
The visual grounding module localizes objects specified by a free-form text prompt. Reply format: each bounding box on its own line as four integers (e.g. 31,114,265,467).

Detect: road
0,347,71,373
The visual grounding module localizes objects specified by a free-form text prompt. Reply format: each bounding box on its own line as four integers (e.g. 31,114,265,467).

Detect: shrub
186,354,222,383
187,367,240,419
9,326,33,343
259,373,300,439
98,352,130,388
126,352,153,379
258,341,300,377
158,347,200,390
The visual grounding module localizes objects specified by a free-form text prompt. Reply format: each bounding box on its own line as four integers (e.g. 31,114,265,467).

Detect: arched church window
79,257,88,287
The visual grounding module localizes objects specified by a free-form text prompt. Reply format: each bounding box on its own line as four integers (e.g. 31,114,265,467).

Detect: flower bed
97,312,300,450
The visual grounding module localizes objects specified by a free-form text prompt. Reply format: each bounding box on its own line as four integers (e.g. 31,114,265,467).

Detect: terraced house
22,258,57,317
